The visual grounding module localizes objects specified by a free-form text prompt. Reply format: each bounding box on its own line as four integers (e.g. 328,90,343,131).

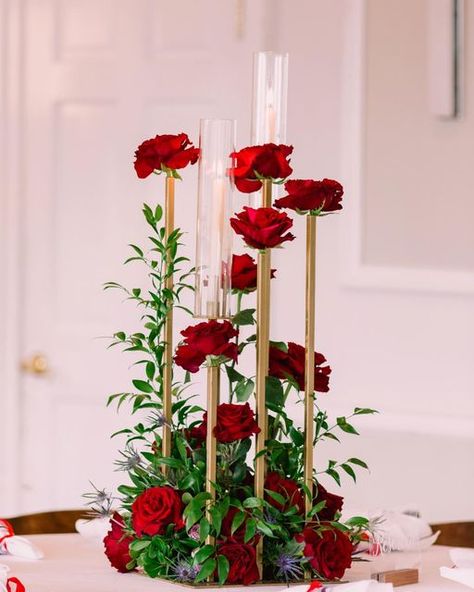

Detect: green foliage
104,200,376,585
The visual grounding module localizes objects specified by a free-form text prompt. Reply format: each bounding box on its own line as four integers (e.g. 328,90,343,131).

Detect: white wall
270,0,474,522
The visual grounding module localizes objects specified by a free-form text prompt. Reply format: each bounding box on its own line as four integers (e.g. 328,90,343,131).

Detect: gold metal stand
255,179,272,577
162,176,175,470
205,365,220,547
304,215,317,516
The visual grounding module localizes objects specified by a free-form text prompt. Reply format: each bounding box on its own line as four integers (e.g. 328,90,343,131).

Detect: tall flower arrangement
96,134,376,587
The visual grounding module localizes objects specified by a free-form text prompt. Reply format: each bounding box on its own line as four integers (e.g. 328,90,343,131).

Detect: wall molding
0,0,23,513
339,0,474,296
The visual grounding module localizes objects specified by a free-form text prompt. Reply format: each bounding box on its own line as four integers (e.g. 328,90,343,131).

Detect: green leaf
336,416,359,435
231,510,246,535
341,463,357,482
265,376,284,407
145,362,155,380
217,554,230,585
129,539,151,553
243,497,262,509
347,457,369,469
244,518,257,543
226,366,245,383
354,407,378,415
232,308,256,326
235,378,255,403
195,558,217,583
265,489,287,506
199,518,210,543
132,379,153,393
194,544,215,565
326,468,341,486
154,204,163,222
345,515,370,527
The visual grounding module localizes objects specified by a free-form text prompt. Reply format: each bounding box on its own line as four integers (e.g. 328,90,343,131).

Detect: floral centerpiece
90,126,376,588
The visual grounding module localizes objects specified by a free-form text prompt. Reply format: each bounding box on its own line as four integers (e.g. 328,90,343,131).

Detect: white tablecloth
0,534,467,591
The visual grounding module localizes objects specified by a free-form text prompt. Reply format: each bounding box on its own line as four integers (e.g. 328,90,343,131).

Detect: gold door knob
21,353,49,375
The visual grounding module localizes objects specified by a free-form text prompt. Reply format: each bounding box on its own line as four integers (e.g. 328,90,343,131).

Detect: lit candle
194,119,236,320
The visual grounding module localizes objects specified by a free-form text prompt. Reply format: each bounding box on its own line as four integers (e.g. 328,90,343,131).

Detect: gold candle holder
162,175,175,470
205,364,220,548
255,179,272,577
304,215,317,516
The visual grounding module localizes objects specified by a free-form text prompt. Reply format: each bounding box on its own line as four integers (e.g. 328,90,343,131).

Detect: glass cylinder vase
194,119,236,320
251,51,289,146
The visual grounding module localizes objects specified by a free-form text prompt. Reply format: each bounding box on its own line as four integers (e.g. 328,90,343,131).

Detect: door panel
20,0,265,511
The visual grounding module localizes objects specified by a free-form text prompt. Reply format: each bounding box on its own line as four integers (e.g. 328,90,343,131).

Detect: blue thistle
275,551,304,581
172,560,200,582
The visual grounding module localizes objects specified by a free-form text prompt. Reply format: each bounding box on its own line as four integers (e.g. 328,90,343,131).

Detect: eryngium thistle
114,445,142,472
172,560,200,582
275,551,304,581
82,482,114,519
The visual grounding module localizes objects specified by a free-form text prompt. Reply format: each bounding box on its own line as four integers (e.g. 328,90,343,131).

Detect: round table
0,534,467,591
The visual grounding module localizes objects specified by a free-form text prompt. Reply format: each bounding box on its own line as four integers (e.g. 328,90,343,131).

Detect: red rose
269,342,331,392
103,512,134,573
174,320,239,373
199,402,260,443
231,143,293,193
231,254,276,292
265,471,305,514
134,133,199,178
217,541,260,585
314,483,344,521
296,526,353,580
230,207,295,250
275,179,344,213
131,486,184,537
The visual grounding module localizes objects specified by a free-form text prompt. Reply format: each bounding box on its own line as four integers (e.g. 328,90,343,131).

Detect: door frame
0,0,23,513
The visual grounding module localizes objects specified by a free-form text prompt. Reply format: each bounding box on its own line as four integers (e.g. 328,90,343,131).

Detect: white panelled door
18,0,264,512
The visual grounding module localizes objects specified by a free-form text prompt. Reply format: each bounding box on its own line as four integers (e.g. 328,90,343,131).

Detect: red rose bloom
103,512,134,573
275,179,344,213
174,320,239,373
199,402,260,443
269,342,331,392
231,143,293,193
296,527,353,580
131,486,184,537
218,541,260,585
231,254,276,292
134,133,199,178
314,483,344,521
230,207,295,250
265,471,305,514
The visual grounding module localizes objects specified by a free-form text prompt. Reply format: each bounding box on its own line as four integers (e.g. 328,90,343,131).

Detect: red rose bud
265,471,305,514
131,486,184,537
269,342,331,392
103,512,134,573
174,320,239,373
230,207,295,250
134,132,199,178
231,143,293,193
217,541,260,585
275,179,344,213
231,254,276,292
198,402,260,443
313,482,344,521
296,526,353,580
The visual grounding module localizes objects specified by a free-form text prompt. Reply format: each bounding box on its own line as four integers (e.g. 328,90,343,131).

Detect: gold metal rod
162,176,175,470
255,179,272,578
205,364,220,548
304,215,317,517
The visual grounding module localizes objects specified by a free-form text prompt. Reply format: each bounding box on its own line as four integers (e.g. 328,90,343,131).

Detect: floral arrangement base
156,577,315,589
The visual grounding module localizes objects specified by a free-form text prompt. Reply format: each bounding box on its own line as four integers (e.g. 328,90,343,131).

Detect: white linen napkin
440,548,474,589
75,517,110,541
0,520,43,560
343,506,439,552
288,581,393,591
